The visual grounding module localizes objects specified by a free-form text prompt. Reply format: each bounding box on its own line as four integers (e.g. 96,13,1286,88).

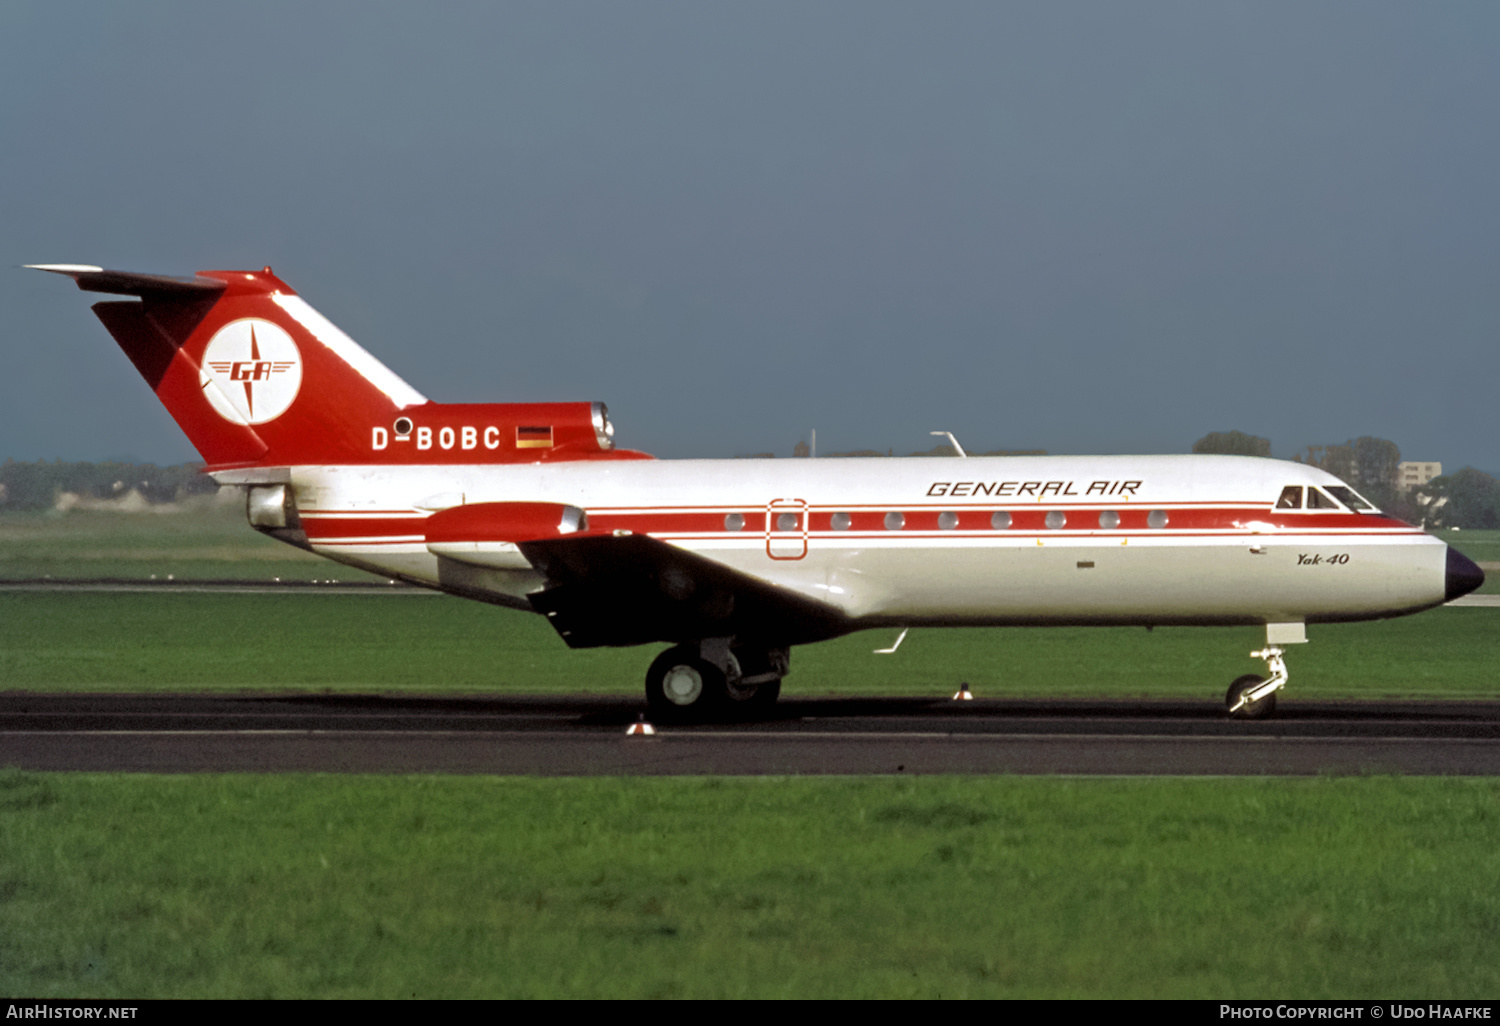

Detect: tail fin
30,264,427,468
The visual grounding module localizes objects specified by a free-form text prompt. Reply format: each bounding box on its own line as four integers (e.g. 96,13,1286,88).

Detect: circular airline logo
199,319,302,424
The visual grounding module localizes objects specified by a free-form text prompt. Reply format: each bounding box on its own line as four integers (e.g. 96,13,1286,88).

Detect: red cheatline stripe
312,538,426,547
300,518,428,540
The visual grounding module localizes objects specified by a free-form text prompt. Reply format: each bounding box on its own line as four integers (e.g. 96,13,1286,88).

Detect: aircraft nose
1446,546,1485,602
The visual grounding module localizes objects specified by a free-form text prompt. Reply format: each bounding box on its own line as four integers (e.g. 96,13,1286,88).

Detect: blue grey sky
5,2,1498,469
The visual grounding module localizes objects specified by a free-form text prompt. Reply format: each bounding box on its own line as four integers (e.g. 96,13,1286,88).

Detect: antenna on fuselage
931,431,967,457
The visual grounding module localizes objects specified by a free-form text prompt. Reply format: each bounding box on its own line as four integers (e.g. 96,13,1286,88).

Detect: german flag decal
517,425,554,449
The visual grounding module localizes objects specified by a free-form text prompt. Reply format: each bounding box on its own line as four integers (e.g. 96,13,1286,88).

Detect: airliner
32,264,1484,720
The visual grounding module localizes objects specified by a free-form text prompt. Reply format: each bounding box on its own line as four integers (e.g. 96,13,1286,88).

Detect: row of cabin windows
1275,485,1374,511
731,509,1170,532
731,488,1372,534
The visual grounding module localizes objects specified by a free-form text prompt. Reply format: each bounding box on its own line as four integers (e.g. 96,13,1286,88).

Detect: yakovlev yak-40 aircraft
33,264,1485,720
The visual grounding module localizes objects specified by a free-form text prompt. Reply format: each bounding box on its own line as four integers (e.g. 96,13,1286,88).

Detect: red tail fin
31,264,427,469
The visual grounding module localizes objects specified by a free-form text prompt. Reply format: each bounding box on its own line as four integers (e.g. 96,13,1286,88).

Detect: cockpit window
1275,486,1303,510
1323,485,1375,511
1306,487,1341,510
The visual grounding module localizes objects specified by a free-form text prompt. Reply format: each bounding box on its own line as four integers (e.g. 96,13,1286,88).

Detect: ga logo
199,319,302,424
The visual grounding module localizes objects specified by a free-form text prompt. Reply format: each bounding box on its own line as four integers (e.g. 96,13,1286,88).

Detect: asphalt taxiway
3,693,1498,776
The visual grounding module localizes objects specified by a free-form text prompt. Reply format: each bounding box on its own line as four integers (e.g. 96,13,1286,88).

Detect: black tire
1226,673,1277,720
645,646,724,721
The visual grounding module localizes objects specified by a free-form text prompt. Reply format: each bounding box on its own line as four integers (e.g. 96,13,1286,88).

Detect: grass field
2,509,1497,999
0,505,386,583
1437,528,1500,566
2,591,1498,699
4,773,1498,999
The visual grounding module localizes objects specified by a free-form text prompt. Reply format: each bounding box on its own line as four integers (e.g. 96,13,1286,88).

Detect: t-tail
30,265,645,472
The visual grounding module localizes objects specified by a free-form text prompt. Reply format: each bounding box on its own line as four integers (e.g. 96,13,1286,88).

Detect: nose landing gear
1226,624,1304,720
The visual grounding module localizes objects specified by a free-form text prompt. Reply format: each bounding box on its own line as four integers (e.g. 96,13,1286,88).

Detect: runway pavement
3,692,1498,776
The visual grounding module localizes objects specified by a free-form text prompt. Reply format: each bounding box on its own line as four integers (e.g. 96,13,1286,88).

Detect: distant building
1397,462,1442,492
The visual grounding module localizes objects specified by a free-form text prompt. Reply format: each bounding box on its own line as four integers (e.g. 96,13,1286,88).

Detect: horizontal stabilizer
27,264,227,296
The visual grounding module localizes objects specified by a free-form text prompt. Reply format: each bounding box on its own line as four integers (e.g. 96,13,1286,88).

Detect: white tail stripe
272,293,429,409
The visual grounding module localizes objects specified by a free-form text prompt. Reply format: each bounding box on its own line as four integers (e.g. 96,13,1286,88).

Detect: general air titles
927,480,1143,499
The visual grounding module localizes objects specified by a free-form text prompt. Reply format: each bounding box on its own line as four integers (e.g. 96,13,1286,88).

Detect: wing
518,532,850,649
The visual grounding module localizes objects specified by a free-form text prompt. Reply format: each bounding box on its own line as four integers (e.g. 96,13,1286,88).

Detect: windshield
1323,485,1377,512
1306,487,1342,509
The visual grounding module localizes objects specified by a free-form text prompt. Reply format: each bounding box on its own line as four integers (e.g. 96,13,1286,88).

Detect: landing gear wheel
1226,674,1277,720
646,646,725,721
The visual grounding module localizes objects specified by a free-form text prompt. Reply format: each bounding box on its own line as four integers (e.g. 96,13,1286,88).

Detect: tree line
1192,431,1500,529
0,459,218,511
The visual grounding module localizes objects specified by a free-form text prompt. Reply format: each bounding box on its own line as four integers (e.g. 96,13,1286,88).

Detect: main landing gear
645,640,787,721
1225,623,1305,720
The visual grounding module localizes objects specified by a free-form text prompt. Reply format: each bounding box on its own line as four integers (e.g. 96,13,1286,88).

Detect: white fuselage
282,454,1449,632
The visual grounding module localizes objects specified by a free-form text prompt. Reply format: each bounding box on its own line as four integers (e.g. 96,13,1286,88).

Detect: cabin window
990,511,1012,530
1307,487,1341,510
1098,510,1120,530
1147,510,1169,529
884,511,905,530
724,513,744,532
1045,510,1067,529
1276,486,1303,510
1324,486,1374,511
830,512,852,531
938,511,959,530
776,512,800,531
